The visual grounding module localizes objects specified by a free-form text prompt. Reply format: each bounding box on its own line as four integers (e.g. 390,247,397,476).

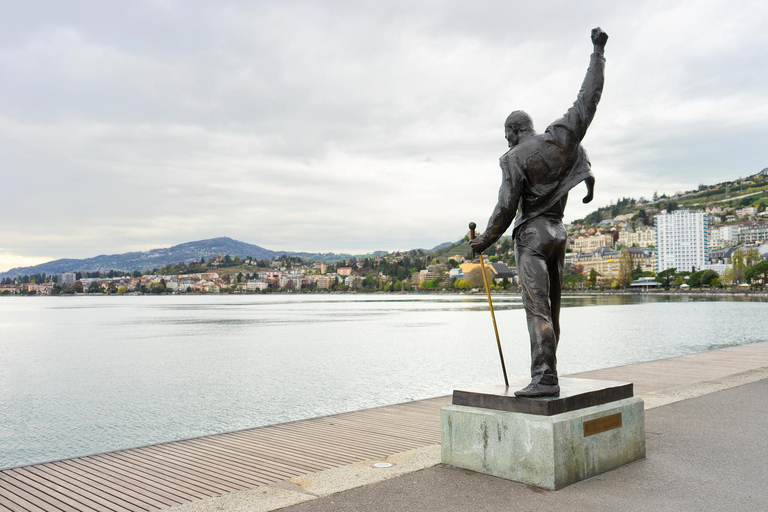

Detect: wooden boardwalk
3,341,768,511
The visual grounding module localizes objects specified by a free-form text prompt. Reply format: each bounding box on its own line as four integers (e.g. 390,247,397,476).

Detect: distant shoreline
3,289,767,298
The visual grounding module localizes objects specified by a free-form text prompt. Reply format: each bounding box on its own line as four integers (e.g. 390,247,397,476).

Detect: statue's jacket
481,50,606,245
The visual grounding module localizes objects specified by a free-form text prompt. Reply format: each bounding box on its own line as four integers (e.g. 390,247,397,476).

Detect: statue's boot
514,381,560,398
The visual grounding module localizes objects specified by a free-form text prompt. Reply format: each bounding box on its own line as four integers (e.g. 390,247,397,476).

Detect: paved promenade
2,341,768,511
281,378,768,512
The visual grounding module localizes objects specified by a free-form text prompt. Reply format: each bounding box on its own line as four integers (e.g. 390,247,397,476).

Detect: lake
1,293,767,469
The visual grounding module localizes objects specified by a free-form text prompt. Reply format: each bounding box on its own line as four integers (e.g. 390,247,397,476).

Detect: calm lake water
1,293,767,469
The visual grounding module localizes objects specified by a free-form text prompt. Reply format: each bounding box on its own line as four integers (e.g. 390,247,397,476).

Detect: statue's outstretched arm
548,28,608,147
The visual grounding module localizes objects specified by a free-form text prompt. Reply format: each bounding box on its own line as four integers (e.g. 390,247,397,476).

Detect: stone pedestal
441,378,645,490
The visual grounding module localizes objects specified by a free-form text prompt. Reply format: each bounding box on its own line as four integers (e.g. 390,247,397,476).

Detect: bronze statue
469,27,608,398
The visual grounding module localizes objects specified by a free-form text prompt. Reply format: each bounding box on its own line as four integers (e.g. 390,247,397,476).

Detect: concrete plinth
441,397,645,490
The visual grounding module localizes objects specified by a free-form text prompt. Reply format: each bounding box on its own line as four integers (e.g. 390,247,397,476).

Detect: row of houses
569,210,768,276
566,247,656,278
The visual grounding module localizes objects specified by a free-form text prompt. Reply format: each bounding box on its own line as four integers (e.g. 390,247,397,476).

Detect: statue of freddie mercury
469,27,608,398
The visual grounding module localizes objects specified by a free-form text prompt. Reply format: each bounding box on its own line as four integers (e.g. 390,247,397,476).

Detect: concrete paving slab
288,445,441,496
167,485,316,512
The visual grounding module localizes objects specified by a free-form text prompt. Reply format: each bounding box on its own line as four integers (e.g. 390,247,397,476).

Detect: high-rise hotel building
655,210,709,272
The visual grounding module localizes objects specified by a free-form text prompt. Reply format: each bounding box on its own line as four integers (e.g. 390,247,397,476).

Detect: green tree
587,268,597,287
700,269,719,287
453,278,470,290
117,286,128,295
563,274,585,290
731,249,746,283
466,267,493,289
746,260,768,286
656,268,677,289
686,270,705,287
745,248,760,268
617,248,633,288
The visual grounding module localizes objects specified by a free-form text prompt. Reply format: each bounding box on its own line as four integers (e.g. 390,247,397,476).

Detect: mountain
0,237,353,279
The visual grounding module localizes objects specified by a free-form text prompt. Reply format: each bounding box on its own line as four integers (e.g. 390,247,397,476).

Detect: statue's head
505,110,534,148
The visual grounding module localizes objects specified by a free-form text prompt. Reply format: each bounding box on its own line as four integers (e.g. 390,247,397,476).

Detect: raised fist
591,27,608,47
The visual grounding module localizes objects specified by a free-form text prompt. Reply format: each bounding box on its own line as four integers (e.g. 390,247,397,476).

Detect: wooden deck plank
268,421,422,452
54,460,171,510
0,474,81,512
103,450,242,495
116,444,271,489
0,492,32,512
9,468,117,512
175,434,325,475
0,484,50,512
89,453,218,500
29,464,149,512
63,458,190,505
224,428,389,463
222,429,371,464
268,421,432,452
174,432,326,474
141,438,290,482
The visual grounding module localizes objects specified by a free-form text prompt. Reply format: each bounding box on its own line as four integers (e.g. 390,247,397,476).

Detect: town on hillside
3,170,768,295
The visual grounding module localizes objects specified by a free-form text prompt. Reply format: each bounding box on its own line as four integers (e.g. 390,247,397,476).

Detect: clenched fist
591,27,608,47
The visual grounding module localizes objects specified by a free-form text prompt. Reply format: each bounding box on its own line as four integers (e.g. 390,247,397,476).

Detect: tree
587,268,597,287
466,267,494,289
656,268,677,289
563,274,585,290
700,269,719,287
117,286,128,295
686,270,704,288
453,278,470,290
745,248,760,268
746,260,768,287
617,248,633,288
731,249,746,283
722,267,735,286
631,263,643,281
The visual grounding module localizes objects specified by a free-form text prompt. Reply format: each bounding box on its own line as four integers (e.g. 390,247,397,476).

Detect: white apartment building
58,272,77,288
246,279,269,291
709,225,741,249
617,227,655,248
655,210,709,272
573,233,614,253
738,222,768,244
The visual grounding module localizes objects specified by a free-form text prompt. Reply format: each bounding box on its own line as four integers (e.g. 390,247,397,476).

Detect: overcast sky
1,0,767,271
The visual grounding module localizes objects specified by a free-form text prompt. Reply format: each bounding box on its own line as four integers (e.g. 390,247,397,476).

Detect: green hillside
573,170,768,228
